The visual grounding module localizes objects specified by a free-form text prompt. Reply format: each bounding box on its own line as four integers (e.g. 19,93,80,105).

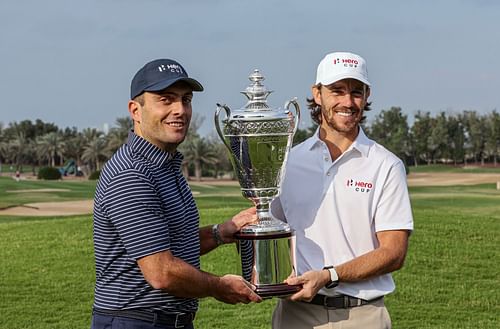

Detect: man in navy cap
91,59,261,329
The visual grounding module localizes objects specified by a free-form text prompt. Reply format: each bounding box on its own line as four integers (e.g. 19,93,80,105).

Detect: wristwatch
323,266,339,289
212,224,224,246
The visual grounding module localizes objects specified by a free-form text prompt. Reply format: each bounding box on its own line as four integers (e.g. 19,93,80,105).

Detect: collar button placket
322,145,333,192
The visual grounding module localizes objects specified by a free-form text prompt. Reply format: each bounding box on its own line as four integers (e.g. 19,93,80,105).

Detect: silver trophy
215,69,300,297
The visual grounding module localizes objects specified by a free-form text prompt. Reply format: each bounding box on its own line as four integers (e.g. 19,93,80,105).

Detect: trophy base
235,230,299,298
255,283,301,298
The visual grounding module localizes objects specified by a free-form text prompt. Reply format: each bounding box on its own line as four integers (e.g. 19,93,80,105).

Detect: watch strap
323,266,339,289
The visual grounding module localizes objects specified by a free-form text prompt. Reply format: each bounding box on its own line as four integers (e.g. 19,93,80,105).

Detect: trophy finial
241,69,273,108
248,69,265,84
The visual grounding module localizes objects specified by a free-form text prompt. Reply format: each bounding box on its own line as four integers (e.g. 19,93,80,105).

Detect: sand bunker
0,200,94,217
406,173,500,186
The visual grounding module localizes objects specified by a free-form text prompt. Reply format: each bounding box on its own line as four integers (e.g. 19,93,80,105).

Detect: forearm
335,230,409,282
138,252,219,298
199,225,219,255
138,250,261,304
336,246,406,282
163,259,221,298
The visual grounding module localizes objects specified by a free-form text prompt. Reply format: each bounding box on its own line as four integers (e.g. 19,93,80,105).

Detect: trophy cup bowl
214,70,301,298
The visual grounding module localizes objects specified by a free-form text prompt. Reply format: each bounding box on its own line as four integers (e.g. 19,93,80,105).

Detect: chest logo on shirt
347,179,373,193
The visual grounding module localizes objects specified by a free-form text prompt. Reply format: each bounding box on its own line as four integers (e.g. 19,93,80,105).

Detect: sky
1,0,499,136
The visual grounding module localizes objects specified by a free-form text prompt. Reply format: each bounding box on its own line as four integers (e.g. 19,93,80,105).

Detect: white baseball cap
315,51,370,86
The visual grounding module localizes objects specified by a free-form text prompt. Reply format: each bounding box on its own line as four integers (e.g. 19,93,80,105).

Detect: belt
93,308,195,328
306,294,383,309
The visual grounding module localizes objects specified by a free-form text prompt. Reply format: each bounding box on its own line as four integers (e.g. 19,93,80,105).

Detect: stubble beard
322,106,363,135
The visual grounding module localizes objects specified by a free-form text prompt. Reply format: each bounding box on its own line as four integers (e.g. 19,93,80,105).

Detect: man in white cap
270,52,413,328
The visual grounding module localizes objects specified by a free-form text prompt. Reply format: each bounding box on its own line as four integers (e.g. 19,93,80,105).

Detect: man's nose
171,99,188,114
339,93,355,108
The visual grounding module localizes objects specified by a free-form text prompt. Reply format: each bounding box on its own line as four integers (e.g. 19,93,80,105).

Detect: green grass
0,182,499,328
409,164,500,173
0,215,95,328
390,185,500,328
0,164,36,174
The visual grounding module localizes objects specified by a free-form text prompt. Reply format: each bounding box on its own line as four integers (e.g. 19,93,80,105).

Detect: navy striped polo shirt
93,131,200,313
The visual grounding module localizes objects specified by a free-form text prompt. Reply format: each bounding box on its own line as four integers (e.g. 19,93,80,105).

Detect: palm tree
206,132,233,179
82,128,103,144
6,123,30,171
37,131,66,167
106,116,132,153
181,135,218,181
82,135,108,172
64,132,87,174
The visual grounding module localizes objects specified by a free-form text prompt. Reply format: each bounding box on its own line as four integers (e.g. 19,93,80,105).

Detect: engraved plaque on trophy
214,70,301,298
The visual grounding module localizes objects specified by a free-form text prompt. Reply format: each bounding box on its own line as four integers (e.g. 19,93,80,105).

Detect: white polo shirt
271,128,413,300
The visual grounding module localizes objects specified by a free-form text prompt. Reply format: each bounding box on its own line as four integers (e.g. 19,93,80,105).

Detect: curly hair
307,84,372,125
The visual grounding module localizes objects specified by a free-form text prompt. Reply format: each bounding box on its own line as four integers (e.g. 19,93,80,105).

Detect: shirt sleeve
102,168,170,260
374,160,414,232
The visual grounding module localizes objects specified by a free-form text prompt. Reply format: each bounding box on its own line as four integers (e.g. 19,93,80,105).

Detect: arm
104,171,260,304
138,250,261,304
199,207,257,255
334,230,409,281
286,229,410,301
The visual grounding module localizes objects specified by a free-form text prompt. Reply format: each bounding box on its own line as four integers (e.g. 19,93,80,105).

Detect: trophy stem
256,204,271,221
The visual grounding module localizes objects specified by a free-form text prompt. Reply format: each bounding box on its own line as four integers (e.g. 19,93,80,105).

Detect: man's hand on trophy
219,207,258,243
284,270,329,302
212,274,262,304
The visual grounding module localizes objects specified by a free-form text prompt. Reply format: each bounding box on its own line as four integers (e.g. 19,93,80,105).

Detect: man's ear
128,100,141,123
312,85,322,106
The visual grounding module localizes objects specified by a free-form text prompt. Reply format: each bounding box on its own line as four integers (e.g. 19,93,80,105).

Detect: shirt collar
350,127,373,157
307,126,373,157
127,131,183,170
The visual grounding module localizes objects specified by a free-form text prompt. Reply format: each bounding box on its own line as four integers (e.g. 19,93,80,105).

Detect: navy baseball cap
130,59,204,99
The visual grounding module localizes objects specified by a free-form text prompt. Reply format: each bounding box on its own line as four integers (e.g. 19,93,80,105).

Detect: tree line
1,108,499,180
0,118,131,177
0,115,231,180
366,107,500,168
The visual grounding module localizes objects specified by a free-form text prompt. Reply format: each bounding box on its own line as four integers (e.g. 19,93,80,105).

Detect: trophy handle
214,103,232,152
284,97,301,136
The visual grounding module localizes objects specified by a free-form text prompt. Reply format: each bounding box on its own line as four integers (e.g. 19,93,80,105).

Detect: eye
159,96,174,105
351,90,364,98
182,96,193,104
330,89,346,96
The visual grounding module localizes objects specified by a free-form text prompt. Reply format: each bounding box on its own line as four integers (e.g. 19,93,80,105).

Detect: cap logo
158,64,184,74
333,58,359,67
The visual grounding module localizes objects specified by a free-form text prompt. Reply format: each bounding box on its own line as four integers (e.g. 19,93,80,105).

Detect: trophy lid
231,70,290,121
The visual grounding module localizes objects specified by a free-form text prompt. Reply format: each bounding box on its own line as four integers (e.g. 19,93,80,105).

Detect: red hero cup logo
347,179,373,193
333,58,359,67
333,58,359,65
